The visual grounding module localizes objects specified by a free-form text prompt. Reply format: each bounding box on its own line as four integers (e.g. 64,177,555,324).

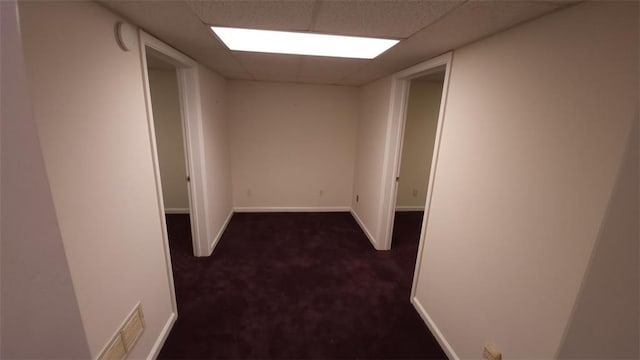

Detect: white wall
228,80,358,210
149,69,190,212
351,76,393,247
411,2,639,358
19,2,174,357
198,65,233,253
1,1,90,357
556,117,639,359
396,80,442,210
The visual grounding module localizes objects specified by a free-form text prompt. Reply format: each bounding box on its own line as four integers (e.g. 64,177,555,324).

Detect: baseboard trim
146,311,176,360
208,209,233,256
395,206,425,212
164,208,189,214
233,206,351,213
411,296,459,360
350,209,378,250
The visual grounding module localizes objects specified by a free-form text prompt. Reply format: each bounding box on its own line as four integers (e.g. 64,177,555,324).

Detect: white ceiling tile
101,0,581,85
313,0,464,38
186,0,317,32
343,0,571,84
399,0,569,60
297,57,368,82
234,52,303,79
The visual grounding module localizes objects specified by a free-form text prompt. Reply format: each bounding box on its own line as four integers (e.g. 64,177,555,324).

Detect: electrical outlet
412,189,418,197
356,195,359,202
483,345,502,360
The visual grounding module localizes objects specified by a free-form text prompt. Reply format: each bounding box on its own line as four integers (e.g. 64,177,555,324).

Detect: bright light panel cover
211,26,399,59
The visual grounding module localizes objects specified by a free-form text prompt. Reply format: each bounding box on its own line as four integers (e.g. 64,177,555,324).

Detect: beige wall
396,80,443,210
413,1,639,358
556,117,639,359
198,65,233,252
228,80,358,210
149,69,190,211
1,0,90,357
351,76,394,247
19,2,174,357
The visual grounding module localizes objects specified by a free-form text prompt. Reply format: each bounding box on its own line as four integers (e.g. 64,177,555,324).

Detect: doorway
145,51,194,258
377,53,452,254
390,72,445,253
139,31,210,261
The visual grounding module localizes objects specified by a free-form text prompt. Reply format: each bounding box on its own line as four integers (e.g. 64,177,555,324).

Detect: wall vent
97,303,145,360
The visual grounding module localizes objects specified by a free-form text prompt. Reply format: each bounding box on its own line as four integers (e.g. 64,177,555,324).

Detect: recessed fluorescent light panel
211,26,399,59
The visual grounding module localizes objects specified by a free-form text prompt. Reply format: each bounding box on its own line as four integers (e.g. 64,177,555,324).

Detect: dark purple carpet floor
159,211,447,359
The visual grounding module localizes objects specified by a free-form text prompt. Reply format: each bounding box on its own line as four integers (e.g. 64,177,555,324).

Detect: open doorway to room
139,31,211,267
390,71,446,255
145,51,194,258
377,54,452,264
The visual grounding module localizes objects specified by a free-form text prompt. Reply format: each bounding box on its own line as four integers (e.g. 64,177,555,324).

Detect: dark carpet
159,211,447,359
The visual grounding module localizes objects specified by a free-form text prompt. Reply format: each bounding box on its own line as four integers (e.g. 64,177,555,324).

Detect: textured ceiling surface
100,0,579,86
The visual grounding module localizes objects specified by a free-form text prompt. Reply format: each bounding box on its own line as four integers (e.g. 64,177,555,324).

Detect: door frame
139,31,210,258
139,30,211,304
377,53,452,252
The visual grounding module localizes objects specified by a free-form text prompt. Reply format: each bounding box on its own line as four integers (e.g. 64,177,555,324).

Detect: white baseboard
146,311,176,360
349,209,378,250
233,206,351,213
164,208,189,214
395,206,425,211
208,209,233,256
411,296,459,360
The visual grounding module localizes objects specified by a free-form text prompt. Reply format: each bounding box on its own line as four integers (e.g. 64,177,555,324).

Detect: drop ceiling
100,0,580,86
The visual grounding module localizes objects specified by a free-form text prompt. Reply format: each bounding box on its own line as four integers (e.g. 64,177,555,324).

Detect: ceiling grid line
99,0,582,86
183,0,257,80
403,0,469,41
341,0,469,83
293,0,323,82
307,0,322,31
